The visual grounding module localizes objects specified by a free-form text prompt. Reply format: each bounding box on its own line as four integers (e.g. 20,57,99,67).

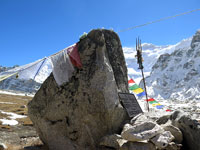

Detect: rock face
28,29,129,150
191,30,200,48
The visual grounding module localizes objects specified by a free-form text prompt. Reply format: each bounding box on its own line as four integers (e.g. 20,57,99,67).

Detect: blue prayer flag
156,105,164,109
136,91,146,97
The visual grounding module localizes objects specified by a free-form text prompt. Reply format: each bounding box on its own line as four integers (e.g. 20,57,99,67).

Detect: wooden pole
136,37,149,112
141,68,149,112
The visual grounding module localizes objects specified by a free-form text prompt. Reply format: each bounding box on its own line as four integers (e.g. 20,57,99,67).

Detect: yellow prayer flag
132,88,144,94
152,103,161,107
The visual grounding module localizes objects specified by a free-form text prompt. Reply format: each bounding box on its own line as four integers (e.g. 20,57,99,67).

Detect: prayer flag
133,88,144,94
146,98,155,101
128,79,135,84
166,109,172,112
129,84,140,90
156,105,164,109
51,50,74,86
152,103,161,107
66,43,82,68
149,101,158,104
136,91,146,97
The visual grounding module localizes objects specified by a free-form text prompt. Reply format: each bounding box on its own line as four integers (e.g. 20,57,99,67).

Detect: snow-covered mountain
124,37,192,83
143,30,200,100
0,30,199,101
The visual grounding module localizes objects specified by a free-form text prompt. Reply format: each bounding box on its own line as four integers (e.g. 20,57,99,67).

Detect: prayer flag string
128,77,171,111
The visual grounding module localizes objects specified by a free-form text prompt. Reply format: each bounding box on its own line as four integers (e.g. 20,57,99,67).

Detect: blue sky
0,0,200,67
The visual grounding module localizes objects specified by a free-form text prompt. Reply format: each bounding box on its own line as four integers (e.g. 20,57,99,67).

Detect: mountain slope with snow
144,30,200,100
123,37,192,83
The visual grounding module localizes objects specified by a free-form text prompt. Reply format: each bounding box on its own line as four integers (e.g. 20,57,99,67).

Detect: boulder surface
28,29,129,150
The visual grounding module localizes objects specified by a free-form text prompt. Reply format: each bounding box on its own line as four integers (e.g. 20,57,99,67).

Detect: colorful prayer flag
166,109,172,112
152,103,161,107
156,105,164,109
129,84,140,90
146,98,155,101
136,91,146,97
128,79,135,84
149,101,158,104
133,88,144,94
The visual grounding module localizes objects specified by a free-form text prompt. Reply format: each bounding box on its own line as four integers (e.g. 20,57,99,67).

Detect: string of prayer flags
128,77,167,110
147,98,164,109
128,78,146,97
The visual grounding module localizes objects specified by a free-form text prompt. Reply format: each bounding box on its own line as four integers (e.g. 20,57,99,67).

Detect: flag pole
136,37,149,112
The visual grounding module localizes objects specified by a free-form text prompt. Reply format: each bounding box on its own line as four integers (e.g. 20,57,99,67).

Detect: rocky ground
0,93,46,150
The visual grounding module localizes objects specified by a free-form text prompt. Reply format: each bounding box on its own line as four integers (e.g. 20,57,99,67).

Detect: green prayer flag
129,84,140,90
149,101,158,104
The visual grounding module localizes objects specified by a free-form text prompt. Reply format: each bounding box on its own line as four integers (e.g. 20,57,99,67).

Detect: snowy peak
191,29,200,48
123,37,192,83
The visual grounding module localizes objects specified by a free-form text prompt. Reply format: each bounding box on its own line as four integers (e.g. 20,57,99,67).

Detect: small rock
156,115,170,125
161,142,182,150
20,105,26,109
99,134,127,149
162,125,183,144
121,122,164,142
120,141,156,150
0,143,7,150
130,113,149,125
150,131,174,148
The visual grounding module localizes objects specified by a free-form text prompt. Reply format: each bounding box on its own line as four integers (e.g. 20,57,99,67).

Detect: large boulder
170,111,200,150
28,29,129,150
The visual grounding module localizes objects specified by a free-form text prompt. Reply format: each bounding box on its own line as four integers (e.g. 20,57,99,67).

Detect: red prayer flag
166,109,172,112
128,79,135,84
146,98,155,101
67,43,82,68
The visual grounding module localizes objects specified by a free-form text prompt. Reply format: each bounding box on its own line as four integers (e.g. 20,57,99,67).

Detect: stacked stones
100,110,200,150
